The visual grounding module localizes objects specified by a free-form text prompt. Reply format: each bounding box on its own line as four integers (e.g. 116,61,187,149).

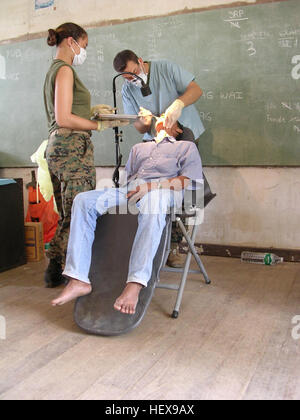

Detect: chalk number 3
291,55,300,80
247,41,256,56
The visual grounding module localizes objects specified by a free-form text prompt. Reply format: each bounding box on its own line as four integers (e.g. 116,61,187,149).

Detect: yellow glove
138,106,153,126
91,104,115,119
164,99,184,129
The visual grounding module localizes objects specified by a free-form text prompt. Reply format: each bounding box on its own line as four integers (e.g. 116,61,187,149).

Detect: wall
1,0,299,253
0,0,258,42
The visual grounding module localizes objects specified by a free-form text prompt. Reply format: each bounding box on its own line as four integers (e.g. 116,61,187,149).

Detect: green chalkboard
0,0,299,167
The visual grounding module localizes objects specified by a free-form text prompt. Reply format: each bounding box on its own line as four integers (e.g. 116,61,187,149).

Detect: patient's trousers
63,187,183,287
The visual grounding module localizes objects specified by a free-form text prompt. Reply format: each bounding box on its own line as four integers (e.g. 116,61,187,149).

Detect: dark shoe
166,244,186,268
44,258,67,288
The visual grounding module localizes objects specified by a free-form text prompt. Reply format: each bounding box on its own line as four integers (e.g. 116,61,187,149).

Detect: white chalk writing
240,30,272,56
266,102,300,112
97,47,104,63
202,91,214,100
247,41,256,57
224,10,248,29
266,113,300,134
6,49,22,59
281,102,293,111
199,112,213,122
0,54,6,79
148,24,159,59
90,88,122,99
240,31,271,42
278,37,298,48
6,73,20,81
267,115,286,124
291,55,300,80
289,117,300,123
220,91,243,100
279,28,300,48
279,29,300,38
97,33,116,41
266,100,300,134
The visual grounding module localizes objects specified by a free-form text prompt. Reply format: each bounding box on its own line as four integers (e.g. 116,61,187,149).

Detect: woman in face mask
43,22,127,288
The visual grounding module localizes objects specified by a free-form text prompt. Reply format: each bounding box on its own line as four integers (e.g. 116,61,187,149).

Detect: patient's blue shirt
125,137,203,188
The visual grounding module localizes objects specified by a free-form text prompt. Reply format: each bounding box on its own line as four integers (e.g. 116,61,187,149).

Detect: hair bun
47,29,57,46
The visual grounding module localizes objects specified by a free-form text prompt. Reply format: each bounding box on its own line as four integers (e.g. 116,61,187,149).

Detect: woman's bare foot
51,278,92,306
114,282,143,314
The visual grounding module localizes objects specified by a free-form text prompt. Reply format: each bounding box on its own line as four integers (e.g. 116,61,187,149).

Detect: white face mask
129,64,148,87
71,39,87,66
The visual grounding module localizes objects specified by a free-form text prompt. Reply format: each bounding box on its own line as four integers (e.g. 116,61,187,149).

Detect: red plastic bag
25,185,58,243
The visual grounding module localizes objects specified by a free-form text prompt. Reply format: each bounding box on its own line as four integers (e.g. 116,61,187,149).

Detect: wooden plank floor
0,256,300,400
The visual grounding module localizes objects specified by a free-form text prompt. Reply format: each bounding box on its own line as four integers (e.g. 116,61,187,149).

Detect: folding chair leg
176,217,211,285
171,251,192,318
158,210,211,319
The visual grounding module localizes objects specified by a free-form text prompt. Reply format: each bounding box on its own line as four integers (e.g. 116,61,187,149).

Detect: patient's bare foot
51,278,92,306
114,282,143,314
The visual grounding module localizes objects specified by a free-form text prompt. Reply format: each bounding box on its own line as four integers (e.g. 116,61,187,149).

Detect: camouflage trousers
45,129,96,265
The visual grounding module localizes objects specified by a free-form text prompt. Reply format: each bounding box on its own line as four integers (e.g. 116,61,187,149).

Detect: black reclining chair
74,173,216,336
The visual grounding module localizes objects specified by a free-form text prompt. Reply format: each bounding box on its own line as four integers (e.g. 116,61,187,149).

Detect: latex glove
164,99,184,129
91,104,115,119
138,106,153,126
98,119,129,131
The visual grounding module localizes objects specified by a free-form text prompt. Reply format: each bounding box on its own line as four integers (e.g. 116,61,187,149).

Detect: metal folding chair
156,173,216,318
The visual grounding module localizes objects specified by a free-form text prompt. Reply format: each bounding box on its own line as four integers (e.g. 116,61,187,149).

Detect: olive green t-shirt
43,59,91,134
